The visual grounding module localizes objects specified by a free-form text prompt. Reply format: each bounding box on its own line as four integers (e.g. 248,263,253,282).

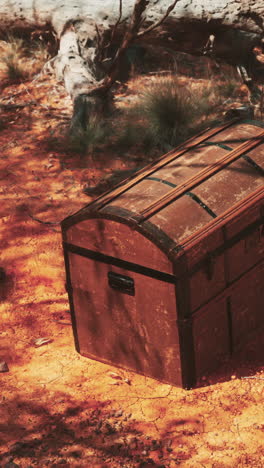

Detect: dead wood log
0,0,264,128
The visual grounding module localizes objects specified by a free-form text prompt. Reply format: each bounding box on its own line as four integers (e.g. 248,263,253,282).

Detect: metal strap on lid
146,176,217,218
139,129,264,222
95,119,238,211
204,141,264,176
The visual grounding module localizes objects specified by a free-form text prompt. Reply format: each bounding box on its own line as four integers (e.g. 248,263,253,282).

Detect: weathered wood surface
0,1,263,35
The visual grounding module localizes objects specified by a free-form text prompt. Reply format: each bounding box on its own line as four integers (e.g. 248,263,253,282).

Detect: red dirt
0,73,263,468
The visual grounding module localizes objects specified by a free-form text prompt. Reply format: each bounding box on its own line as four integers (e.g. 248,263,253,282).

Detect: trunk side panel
231,261,264,349
192,296,230,378
189,253,226,312
225,201,263,282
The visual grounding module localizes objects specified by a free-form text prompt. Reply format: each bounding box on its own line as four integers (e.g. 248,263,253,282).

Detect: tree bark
0,1,263,36
0,0,263,128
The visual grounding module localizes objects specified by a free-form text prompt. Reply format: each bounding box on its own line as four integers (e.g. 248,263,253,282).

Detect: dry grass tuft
0,35,50,83
115,76,228,152
47,74,241,159
66,117,114,155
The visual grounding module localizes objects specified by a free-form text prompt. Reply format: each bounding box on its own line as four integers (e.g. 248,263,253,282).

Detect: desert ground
0,38,263,467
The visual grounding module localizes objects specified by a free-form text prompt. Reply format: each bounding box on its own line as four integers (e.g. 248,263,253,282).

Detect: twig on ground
52,320,72,325
0,89,29,103
0,101,36,110
27,212,61,225
241,376,264,380
40,55,57,76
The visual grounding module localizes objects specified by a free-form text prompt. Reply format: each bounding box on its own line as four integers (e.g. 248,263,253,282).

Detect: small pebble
167,439,172,447
108,371,122,380
34,337,52,348
0,361,9,372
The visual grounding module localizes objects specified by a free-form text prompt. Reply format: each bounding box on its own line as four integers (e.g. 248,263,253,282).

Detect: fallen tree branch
83,0,180,98
52,320,72,325
90,0,158,94
137,0,180,38
109,0,123,45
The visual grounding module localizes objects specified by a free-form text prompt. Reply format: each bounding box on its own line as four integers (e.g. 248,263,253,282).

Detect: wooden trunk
61,119,264,389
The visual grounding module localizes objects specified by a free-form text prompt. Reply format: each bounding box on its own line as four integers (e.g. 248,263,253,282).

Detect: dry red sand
0,73,263,468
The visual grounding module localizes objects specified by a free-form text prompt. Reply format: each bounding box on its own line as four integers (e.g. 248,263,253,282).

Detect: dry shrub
0,34,49,82
117,75,240,152
66,116,114,154
0,35,26,81
47,74,241,159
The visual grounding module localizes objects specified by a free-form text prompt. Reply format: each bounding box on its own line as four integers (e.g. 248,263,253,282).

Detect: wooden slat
176,186,264,251
139,129,264,221
95,119,238,210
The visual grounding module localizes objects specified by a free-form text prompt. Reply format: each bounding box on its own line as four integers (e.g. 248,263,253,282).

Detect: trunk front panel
66,218,173,273
67,251,182,386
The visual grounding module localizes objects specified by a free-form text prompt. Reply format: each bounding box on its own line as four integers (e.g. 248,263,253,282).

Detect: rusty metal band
146,176,217,218
64,208,263,284
204,141,264,176
139,129,264,222
63,245,81,353
64,242,177,284
93,119,238,211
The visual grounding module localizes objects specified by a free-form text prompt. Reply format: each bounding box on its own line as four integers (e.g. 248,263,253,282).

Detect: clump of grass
1,53,26,81
3,34,24,54
27,40,50,75
139,78,196,148
117,77,212,151
116,121,142,149
0,35,26,81
0,34,50,82
68,116,114,154
192,83,222,117
116,75,240,152
215,79,239,99
48,74,240,160
115,119,154,153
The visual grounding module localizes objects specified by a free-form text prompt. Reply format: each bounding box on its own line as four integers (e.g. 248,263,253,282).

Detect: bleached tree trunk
0,0,263,128
0,1,263,36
